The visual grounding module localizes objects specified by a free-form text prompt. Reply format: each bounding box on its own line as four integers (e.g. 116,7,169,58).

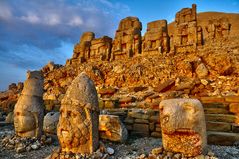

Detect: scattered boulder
99,115,128,142
43,112,60,135
196,63,209,78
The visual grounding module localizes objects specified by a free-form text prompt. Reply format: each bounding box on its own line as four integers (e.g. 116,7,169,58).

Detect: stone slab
207,131,239,145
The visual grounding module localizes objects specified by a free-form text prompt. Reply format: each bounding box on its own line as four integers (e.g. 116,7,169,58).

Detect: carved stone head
159,98,207,157
14,71,44,138
57,72,99,154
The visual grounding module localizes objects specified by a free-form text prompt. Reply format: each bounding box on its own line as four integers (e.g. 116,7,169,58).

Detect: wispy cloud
0,0,131,90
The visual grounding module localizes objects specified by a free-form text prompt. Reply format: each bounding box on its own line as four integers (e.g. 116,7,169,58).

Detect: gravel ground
1,125,239,159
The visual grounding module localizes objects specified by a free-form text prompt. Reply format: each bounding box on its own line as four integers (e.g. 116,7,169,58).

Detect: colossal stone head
14,71,44,138
57,72,99,154
159,98,207,157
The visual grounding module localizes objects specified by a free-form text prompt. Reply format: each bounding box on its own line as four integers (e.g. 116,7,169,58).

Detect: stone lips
14,71,44,138
57,72,99,154
159,98,207,157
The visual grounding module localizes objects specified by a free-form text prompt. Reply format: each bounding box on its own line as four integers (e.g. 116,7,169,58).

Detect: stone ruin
111,16,142,60
52,72,99,157
172,4,203,53
14,71,44,138
65,4,232,64
142,20,170,54
90,36,112,61
69,32,112,64
71,32,95,64
206,17,231,40
159,99,207,157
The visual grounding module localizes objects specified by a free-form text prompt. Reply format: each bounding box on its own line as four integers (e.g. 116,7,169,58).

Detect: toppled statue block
72,32,95,63
99,115,128,143
56,72,99,155
142,20,169,54
159,98,207,157
111,16,142,60
14,71,44,138
90,36,112,61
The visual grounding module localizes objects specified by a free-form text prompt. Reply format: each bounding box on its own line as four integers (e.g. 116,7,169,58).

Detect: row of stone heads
13,70,207,157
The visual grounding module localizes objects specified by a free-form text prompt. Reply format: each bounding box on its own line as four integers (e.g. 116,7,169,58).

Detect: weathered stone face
142,20,169,54
57,72,99,154
159,98,207,157
111,16,142,60
14,71,44,138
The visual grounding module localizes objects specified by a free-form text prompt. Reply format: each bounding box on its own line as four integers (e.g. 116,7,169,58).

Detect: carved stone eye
163,115,169,124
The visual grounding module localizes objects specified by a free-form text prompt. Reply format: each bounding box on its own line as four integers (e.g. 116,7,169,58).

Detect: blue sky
0,0,238,91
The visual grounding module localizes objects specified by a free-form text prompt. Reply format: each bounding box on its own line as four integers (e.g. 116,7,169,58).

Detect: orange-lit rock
99,115,128,142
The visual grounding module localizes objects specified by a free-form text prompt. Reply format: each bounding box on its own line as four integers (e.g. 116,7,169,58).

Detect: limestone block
207,131,239,145
226,96,239,103
43,112,60,135
200,97,225,103
206,121,231,132
229,103,239,113
133,123,149,133
160,98,207,157
99,115,128,142
14,71,44,138
205,114,236,123
151,132,162,138
204,107,229,114
57,72,99,154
